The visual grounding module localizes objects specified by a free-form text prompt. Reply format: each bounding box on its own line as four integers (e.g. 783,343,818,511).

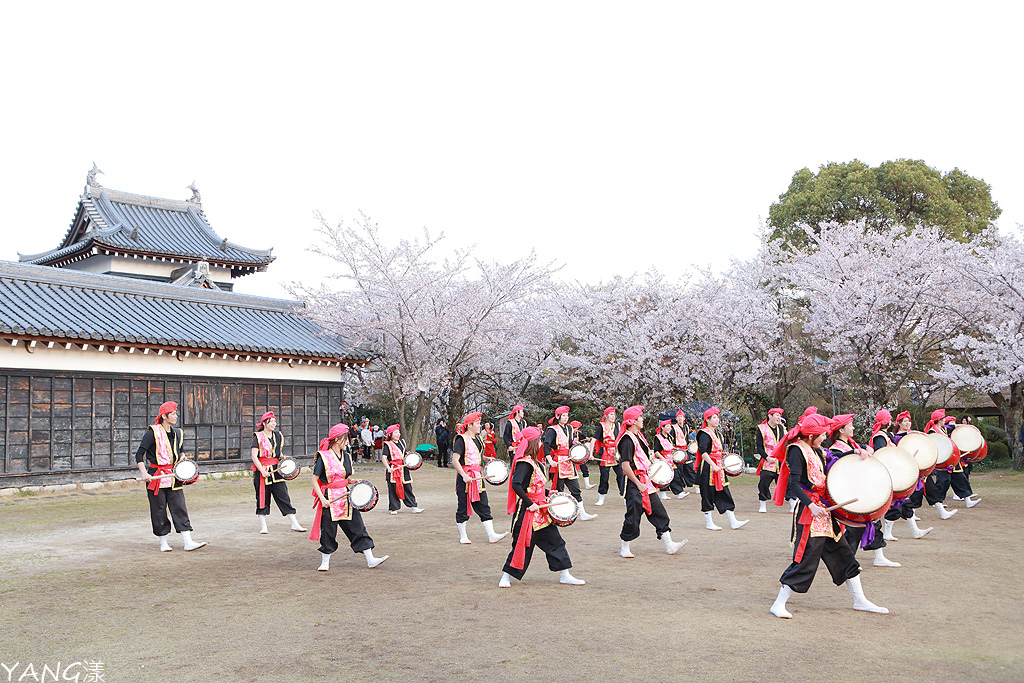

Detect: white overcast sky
2,2,1021,299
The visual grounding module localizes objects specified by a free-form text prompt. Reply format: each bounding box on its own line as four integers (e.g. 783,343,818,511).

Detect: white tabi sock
771,584,793,619
498,572,512,588
181,530,207,551
619,540,634,558
595,493,606,506
846,575,889,613
363,548,389,568
758,500,767,513
482,519,508,543
457,521,471,544
287,513,306,531
578,502,598,521
259,516,269,534
725,509,748,529
872,548,901,567
882,519,898,541
318,553,330,571
905,517,932,539
662,532,687,555
933,502,957,520
704,511,723,530
559,569,585,585
965,495,981,508
158,535,172,552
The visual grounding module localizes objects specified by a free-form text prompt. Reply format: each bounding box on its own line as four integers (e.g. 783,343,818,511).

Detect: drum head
648,460,673,487
546,493,578,525
722,453,744,476
950,425,984,455
483,459,510,485
174,460,198,482
277,458,298,478
687,442,698,454
569,445,589,463
897,432,938,472
872,447,918,495
349,481,376,509
672,449,686,464
404,452,423,470
826,454,893,516
927,433,957,468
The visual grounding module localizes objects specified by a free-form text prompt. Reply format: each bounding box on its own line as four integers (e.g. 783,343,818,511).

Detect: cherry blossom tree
294,211,554,447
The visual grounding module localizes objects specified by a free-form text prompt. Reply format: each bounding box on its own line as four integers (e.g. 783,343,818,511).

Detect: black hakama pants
598,464,625,496
779,507,860,593
502,506,572,580
388,480,418,511
697,461,736,513
757,470,778,502
556,475,583,502
455,477,493,523
147,486,193,536
844,520,886,552
253,474,296,516
318,508,374,554
620,482,671,541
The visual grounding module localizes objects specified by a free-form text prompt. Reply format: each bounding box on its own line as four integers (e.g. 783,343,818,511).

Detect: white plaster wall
0,344,342,382
61,254,233,281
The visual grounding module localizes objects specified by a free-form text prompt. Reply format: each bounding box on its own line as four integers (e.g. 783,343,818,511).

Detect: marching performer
653,418,678,500
922,409,959,520
570,420,595,489
453,412,509,544
617,405,687,558
594,407,624,506
135,401,206,552
503,405,527,452
543,406,597,521
499,427,585,587
383,424,424,515
250,411,305,534
878,411,931,540
769,413,889,618
483,422,498,461
667,410,693,499
936,413,980,508
696,408,748,531
829,414,900,568
755,408,785,513
311,423,388,571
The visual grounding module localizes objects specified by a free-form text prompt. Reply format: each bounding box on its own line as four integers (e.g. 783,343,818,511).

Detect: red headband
622,405,643,426
830,414,854,434
895,411,911,423
924,409,946,434
386,424,400,437
319,423,349,451
258,411,275,427
872,409,892,433
548,406,569,425
768,408,783,416
155,401,178,424
569,420,582,429
702,407,719,427
462,412,482,427
603,407,616,417
659,419,671,429
675,409,686,418
508,405,524,418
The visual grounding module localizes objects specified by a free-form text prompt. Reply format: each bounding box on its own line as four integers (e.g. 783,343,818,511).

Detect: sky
2,2,1022,300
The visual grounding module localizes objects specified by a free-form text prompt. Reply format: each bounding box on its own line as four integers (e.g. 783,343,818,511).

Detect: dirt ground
1,465,1022,683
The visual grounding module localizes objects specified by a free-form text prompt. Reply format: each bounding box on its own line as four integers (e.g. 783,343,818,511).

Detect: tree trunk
992,382,1024,471
407,391,431,450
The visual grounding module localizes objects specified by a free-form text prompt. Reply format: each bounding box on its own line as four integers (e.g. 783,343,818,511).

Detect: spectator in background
435,419,451,468
359,419,373,462
373,425,385,460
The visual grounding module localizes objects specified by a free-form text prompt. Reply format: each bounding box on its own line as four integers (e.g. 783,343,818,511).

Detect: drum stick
823,498,858,512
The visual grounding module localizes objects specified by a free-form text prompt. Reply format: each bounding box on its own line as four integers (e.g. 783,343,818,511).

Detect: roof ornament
219,238,229,251
86,163,104,188
187,181,202,205
129,226,140,241
196,260,210,277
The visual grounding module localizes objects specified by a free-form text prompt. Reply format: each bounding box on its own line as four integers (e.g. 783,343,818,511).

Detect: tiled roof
19,186,274,270
0,261,372,362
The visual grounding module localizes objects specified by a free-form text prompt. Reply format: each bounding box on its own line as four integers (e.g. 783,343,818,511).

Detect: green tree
768,159,1000,248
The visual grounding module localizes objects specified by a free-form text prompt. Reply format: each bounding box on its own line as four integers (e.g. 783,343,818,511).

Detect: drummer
135,401,206,552
937,413,981,508
695,407,748,531
483,422,499,461
250,411,306,534
594,407,624,506
543,406,597,521
653,418,678,500
877,410,931,540
570,420,595,489
667,409,693,499
383,424,425,515
503,405,527,454
755,408,786,513
617,405,687,558
828,415,900,568
311,423,388,571
768,413,889,618
920,409,960,520
499,427,585,588
453,412,510,544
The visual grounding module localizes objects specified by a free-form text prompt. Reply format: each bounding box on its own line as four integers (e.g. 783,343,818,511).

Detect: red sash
309,477,349,541
697,428,725,490
147,463,174,495
511,462,549,570
386,442,405,499
624,432,653,514
549,447,569,488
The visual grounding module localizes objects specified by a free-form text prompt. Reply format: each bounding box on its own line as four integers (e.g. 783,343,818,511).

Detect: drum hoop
546,493,578,522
